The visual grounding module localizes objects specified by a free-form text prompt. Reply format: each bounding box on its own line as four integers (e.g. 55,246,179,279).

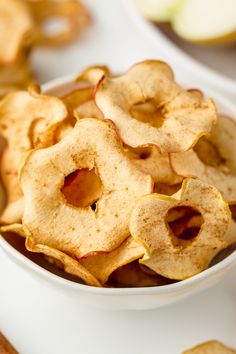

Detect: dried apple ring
130,178,231,280
0,86,68,224
28,0,90,47
171,115,236,202
80,237,144,285
95,60,216,152
20,118,153,258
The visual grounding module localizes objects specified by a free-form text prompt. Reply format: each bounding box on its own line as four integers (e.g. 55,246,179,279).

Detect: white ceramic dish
1,74,236,311
123,0,236,100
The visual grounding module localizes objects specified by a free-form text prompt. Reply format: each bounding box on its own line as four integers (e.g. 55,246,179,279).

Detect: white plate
123,0,236,100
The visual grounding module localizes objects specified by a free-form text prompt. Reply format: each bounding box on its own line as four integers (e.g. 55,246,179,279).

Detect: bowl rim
1,234,236,295
1,73,236,295
123,0,236,96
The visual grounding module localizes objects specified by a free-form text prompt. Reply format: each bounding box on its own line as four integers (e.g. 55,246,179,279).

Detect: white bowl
1,74,236,311
123,0,236,100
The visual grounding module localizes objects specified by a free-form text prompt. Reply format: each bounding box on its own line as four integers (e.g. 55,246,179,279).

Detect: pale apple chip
0,0,33,64
95,60,216,152
20,118,153,258
109,261,173,287
27,0,90,47
75,99,104,120
62,86,92,113
183,340,236,354
125,145,182,184
0,198,24,225
80,237,144,285
130,178,231,280
76,65,110,86
171,115,236,202
25,238,101,287
0,87,68,224
61,66,109,116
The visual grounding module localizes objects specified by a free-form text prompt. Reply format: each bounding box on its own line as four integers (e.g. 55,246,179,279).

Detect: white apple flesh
173,0,236,45
134,0,182,22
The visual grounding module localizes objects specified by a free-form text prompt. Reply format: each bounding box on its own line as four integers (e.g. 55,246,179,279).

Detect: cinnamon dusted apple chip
95,60,216,152
0,86,68,224
130,178,231,280
171,115,236,202
183,340,236,354
19,118,153,258
80,237,144,285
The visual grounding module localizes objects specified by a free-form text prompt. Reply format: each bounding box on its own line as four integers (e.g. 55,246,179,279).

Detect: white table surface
1,1,236,353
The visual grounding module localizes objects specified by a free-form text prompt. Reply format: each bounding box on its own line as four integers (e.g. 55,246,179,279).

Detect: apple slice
134,0,182,22
173,0,236,45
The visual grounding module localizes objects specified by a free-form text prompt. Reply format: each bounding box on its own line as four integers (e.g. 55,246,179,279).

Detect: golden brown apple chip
171,115,236,202
95,60,216,152
20,118,153,258
130,178,231,280
0,87,68,224
80,237,145,285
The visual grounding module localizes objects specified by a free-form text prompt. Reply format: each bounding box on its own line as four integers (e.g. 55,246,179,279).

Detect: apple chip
109,261,172,287
0,52,33,97
95,60,216,152
171,115,236,202
130,178,231,280
0,87,68,224
27,0,90,47
0,0,33,64
125,145,182,184
183,340,236,354
25,238,101,287
20,118,153,258
80,237,144,285
61,66,109,117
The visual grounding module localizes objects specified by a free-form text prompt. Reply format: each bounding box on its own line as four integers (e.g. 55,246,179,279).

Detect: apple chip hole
193,137,226,168
130,100,164,128
41,16,70,38
61,168,103,209
166,206,203,241
135,147,152,160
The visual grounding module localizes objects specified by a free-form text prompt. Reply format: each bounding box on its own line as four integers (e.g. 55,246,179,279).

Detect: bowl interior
1,75,236,290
